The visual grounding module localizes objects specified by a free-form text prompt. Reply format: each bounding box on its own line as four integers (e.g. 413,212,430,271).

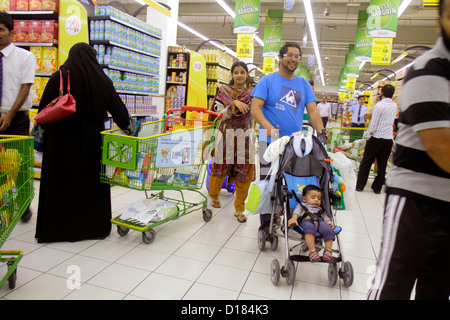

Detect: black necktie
0,52,3,107
357,105,361,123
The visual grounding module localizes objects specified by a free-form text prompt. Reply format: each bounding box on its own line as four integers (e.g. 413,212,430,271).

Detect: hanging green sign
263,9,284,57
354,10,372,62
345,45,360,78
367,0,399,38
234,0,261,34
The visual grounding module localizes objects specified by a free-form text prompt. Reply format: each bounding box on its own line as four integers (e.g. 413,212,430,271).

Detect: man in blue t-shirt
251,43,327,178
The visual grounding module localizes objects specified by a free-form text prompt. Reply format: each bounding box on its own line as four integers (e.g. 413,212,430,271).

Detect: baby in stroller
288,185,335,263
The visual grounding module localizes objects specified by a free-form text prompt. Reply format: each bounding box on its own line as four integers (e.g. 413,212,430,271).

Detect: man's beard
441,23,450,52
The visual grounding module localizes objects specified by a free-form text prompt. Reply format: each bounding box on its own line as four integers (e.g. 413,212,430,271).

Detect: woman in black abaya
35,43,139,243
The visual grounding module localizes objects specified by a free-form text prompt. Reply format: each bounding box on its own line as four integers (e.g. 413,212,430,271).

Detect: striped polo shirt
386,37,450,207
367,98,398,139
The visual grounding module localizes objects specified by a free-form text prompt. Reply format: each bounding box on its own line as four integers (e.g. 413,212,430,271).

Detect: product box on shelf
41,46,57,73
14,0,29,11
41,20,57,43
30,77,42,103
29,0,41,11
41,0,57,11
29,20,42,42
14,20,29,42
0,0,9,11
30,46,43,72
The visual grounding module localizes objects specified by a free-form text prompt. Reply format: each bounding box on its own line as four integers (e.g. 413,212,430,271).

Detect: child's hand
327,220,335,229
288,218,298,227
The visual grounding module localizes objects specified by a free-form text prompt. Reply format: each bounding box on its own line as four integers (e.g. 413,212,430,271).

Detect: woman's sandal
308,249,321,263
235,212,247,223
211,199,221,208
322,248,334,263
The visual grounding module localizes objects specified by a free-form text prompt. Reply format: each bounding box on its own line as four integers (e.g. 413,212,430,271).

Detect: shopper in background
208,61,254,223
35,43,140,243
0,11,36,222
317,95,331,128
355,84,397,194
347,95,368,142
368,0,450,300
251,42,327,180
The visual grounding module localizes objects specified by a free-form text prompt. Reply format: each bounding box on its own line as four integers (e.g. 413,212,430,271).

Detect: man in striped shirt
356,84,397,194
368,0,450,300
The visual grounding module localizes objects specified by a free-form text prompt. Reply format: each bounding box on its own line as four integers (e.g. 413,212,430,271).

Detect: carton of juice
29,0,41,10
31,77,42,103
29,20,42,43
41,20,57,43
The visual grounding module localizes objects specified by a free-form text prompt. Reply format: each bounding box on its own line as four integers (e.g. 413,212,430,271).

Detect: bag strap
59,68,71,95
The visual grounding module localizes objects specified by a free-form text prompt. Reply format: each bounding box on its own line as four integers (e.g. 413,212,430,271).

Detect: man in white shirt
356,84,397,194
0,12,36,222
316,96,331,128
0,11,36,135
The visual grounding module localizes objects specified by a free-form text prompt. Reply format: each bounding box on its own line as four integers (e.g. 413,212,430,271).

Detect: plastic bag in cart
119,199,179,224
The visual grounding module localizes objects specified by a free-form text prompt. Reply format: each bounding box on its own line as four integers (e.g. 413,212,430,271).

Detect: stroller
257,130,354,287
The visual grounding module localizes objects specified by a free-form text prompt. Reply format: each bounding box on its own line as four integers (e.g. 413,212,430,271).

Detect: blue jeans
300,218,335,242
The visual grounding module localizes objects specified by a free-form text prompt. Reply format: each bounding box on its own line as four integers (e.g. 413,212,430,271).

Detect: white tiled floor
1,175,385,300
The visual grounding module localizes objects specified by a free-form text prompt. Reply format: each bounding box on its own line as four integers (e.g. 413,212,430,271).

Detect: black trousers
368,194,450,300
356,137,393,192
0,111,30,135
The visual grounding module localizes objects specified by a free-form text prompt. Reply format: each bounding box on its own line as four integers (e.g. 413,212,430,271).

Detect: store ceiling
97,0,440,94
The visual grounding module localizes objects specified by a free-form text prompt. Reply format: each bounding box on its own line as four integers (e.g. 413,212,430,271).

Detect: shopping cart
100,106,221,244
0,135,34,289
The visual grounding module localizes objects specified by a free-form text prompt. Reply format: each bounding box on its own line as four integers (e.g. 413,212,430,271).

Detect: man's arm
250,97,277,137
418,127,450,173
0,83,32,131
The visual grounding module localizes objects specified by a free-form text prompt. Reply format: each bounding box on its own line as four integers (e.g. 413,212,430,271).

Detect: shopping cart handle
165,106,222,120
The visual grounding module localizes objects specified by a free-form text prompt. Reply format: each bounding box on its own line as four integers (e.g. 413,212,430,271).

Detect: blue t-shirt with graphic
251,72,316,141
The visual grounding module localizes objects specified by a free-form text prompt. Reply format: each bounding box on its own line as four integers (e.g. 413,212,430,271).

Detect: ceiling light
216,0,236,19
177,21,208,41
398,0,412,17
391,51,408,64
303,0,325,86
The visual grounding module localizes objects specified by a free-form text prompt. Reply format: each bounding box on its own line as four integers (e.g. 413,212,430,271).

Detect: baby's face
303,190,322,207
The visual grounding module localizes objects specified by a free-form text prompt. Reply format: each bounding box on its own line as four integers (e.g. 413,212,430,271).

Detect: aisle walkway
1,178,384,300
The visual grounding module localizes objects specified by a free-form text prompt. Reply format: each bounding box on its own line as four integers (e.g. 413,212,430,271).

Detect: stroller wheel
258,229,267,251
328,263,338,286
270,259,280,285
341,261,354,287
285,259,296,285
270,235,278,251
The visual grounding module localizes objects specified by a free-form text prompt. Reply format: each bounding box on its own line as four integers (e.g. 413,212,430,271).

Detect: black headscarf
61,42,115,120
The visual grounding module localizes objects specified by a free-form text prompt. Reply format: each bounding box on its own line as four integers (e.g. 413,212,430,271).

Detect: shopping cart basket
100,106,221,244
0,135,34,289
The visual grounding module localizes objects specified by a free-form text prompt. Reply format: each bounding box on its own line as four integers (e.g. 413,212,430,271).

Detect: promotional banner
236,33,254,58
367,0,399,38
262,56,276,74
371,37,393,65
263,9,284,57
234,0,261,34
59,0,90,66
345,45,360,78
354,10,372,62
186,52,207,109
346,77,357,91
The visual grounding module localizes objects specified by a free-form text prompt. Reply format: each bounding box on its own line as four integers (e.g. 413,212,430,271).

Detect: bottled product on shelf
198,49,233,68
